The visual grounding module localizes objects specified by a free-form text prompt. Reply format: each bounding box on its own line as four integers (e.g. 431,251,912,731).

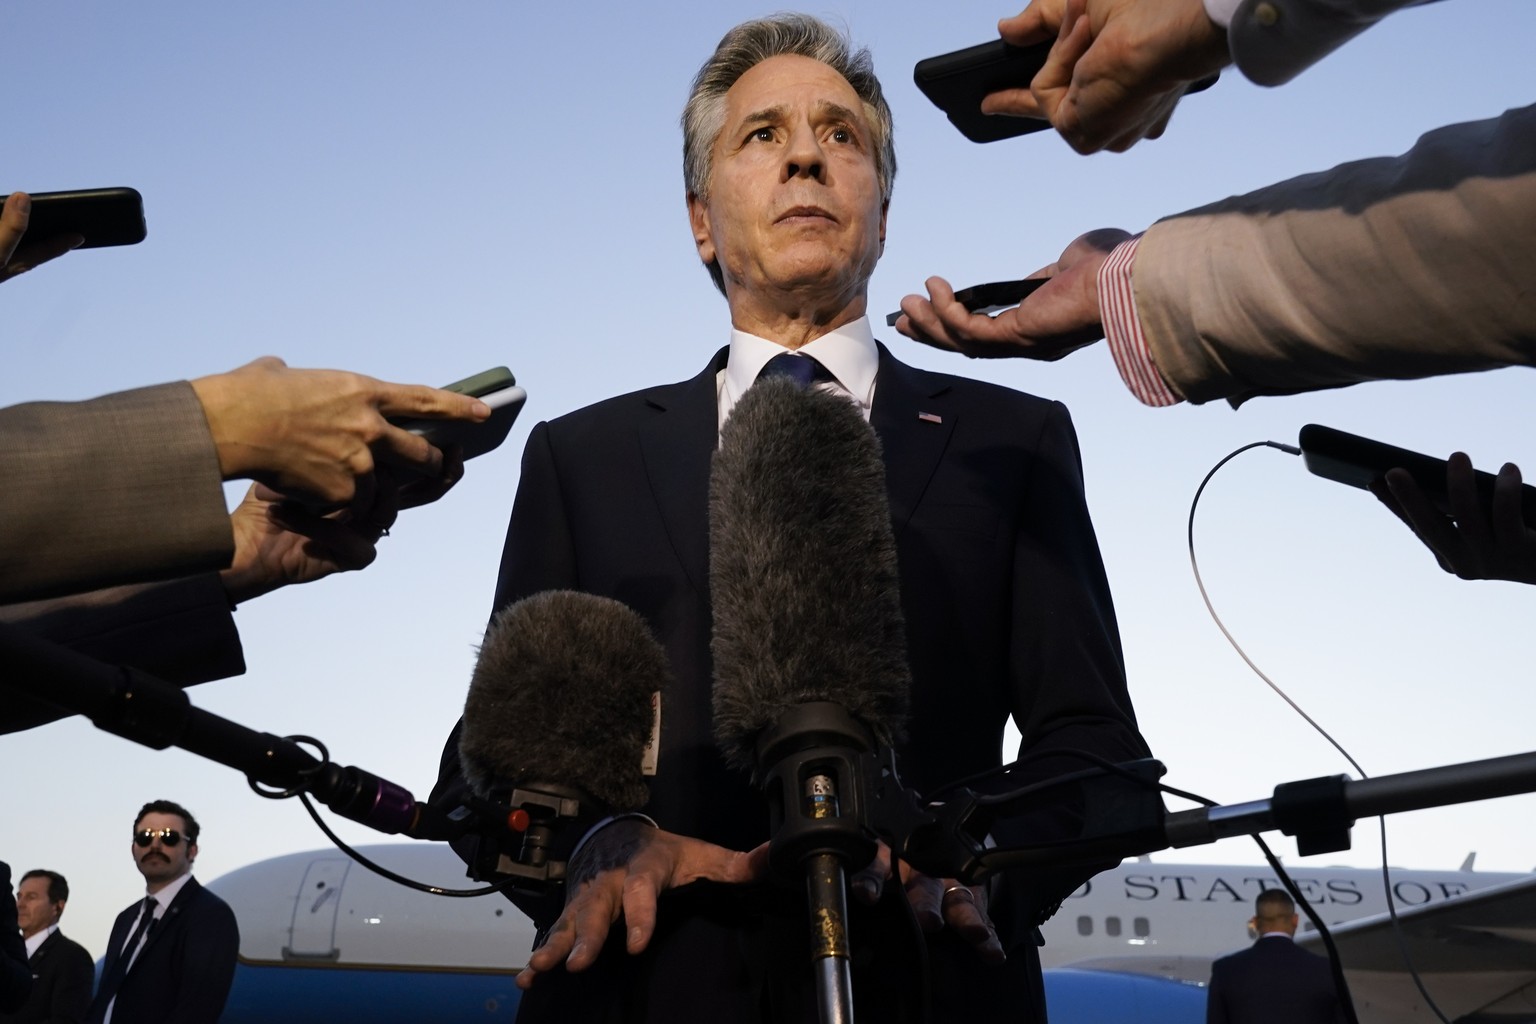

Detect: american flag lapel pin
918,412,943,424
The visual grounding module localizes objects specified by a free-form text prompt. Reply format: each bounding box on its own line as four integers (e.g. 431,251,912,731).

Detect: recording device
914,39,1219,143
1299,423,1536,526
20,187,147,248
392,366,526,464
710,375,912,1019
458,590,670,887
884,277,1047,327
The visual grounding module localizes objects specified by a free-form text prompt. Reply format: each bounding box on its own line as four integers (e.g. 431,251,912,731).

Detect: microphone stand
755,702,879,1024
867,752,1536,879
0,620,463,840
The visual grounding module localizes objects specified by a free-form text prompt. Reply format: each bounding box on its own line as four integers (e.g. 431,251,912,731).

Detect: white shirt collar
717,316,879,431
145,869,193,913
23,923,58,959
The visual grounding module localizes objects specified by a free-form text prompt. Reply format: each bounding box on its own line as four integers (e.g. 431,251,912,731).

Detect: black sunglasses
133,828,191,848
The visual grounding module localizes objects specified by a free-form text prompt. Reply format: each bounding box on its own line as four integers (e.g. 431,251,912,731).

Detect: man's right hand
984,0,1231,154
190,356,490,507
1,192,83,283
516,820,763,990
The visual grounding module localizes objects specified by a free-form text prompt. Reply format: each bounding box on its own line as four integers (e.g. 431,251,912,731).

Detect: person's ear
687,192,717,266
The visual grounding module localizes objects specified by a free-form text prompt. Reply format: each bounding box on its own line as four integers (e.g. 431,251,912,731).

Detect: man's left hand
849,842,1005,963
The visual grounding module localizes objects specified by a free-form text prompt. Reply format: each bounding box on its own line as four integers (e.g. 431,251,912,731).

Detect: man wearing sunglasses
86,801,238,1024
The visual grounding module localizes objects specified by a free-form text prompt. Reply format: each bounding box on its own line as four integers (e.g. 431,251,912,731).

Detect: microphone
710,375,912,1021
457,590,670,886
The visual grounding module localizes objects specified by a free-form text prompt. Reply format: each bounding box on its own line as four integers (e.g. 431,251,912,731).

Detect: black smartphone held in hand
394,366,526,463
885,278,1048,327
1298,423,1536,527
914,39,1219,144
22,187,147,248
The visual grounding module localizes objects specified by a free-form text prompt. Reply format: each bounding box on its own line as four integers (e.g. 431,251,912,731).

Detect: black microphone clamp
467,782,610,889
755,702,881,876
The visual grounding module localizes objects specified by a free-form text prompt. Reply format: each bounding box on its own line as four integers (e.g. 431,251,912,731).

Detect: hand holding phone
913,39,1217,144
392,366,526,463
1299,424,1536,584
1298,424,1536,526
16,188,147,248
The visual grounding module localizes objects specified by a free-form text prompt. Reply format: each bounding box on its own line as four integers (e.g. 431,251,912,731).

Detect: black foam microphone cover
459,590,669,813
709,375,910,772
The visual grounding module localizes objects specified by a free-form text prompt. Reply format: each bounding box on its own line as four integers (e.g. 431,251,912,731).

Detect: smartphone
885,277,1047,327
1298,423,1536,526
914,39,1218,144
19,187,147,248
393,366,526,463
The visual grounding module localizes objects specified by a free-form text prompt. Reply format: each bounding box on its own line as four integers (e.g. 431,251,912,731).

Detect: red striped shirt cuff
1099,236,1181,407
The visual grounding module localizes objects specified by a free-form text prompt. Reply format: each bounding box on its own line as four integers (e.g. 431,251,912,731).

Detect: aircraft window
1076,916,1093,936
1134,917,1150,938
1105,916,1122,937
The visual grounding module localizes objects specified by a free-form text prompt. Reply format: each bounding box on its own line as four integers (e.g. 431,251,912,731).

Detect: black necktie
757,352,834,389
89,896,157,1021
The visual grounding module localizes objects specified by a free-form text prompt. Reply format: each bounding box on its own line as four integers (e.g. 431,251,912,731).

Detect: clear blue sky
5,0,1533,958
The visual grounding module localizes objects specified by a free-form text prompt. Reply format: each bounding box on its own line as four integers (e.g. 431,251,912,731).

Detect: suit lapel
633,344,953,590
131,877,198,968
870,344,956,537
636,348,728,600
29,929,57,966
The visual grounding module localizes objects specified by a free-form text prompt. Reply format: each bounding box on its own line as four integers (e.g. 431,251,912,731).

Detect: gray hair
682,14,897,293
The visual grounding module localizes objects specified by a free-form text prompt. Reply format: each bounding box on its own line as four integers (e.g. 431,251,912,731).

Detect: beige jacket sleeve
0,380,234,603
1133,102,1536,406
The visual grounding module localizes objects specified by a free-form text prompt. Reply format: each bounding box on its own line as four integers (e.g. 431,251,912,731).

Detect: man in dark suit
86,801,238,1024
2,870,94,1024
0,865,31,1013
1207,889,1347,1024
433,13,1147,1022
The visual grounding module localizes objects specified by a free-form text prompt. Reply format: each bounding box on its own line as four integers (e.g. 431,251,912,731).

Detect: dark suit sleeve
992,401,1150,925
48,938,96,1024
1006,402,1144,761
491,420,580,607
162,894,239,1024
0,382,233,605
432,420,578,931
1206,960,1229,1024
0,864,32,1012
0,575,245,734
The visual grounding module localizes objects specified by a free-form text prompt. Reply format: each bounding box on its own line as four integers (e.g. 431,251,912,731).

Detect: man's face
14,876,61,938
132,811,196,887
688,54,887,316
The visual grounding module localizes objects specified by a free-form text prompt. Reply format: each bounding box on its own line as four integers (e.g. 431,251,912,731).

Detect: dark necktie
757,351,834,389
89,896,157,1022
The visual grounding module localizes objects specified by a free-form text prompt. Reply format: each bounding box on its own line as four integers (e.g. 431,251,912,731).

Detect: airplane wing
1297,873,1536,1022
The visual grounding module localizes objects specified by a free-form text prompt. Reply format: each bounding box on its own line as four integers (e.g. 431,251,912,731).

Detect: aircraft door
283,857,350,961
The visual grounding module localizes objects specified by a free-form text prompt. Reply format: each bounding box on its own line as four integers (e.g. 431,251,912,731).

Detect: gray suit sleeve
1132,102,1536,405
0,380,233,604
1229,0,1437,86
